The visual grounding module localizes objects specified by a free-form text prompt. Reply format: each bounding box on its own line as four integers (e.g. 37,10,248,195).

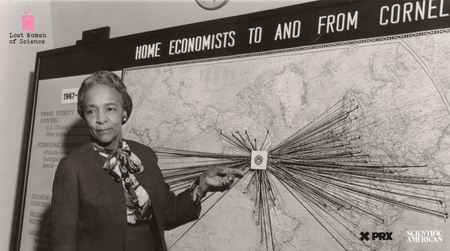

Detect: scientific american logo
406,230,443,243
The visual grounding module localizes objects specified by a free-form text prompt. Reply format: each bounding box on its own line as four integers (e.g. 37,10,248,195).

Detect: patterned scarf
91,139,152,225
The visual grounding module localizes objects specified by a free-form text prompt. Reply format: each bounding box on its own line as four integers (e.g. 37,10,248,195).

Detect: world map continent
122,31,450,251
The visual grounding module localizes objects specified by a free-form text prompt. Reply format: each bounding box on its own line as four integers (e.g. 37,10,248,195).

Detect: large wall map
122,30,450,251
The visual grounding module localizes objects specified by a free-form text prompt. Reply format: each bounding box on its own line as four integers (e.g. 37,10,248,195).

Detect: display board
17,1,450,251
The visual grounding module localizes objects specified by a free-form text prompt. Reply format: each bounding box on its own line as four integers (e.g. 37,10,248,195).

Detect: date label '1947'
61,88,79,104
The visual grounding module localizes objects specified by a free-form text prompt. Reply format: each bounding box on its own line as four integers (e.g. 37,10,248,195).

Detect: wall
0,2,54,251
0,1,313,250
50,0,310,49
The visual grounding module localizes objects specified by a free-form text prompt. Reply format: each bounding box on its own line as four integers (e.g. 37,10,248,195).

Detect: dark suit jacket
51,140,200,251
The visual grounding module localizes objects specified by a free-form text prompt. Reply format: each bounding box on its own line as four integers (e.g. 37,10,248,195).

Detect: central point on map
250,151,268,170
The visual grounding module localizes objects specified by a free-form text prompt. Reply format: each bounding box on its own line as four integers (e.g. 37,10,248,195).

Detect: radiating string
159,98,450,251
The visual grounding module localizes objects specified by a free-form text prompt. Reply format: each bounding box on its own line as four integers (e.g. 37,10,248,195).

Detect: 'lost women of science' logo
407,230,443,242
8,5,47,45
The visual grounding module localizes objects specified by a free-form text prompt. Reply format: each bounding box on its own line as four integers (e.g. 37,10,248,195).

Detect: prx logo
360,231,393,241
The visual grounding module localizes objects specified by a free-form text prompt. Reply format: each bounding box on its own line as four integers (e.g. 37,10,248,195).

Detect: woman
51,71,243,251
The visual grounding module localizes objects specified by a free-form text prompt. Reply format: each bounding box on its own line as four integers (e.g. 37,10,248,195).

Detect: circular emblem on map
254,155,263,165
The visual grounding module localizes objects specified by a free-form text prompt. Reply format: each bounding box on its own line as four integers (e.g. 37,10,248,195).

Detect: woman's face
83,84,126,150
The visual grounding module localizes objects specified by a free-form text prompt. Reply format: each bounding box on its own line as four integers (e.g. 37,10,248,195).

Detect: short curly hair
77,71,133,124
